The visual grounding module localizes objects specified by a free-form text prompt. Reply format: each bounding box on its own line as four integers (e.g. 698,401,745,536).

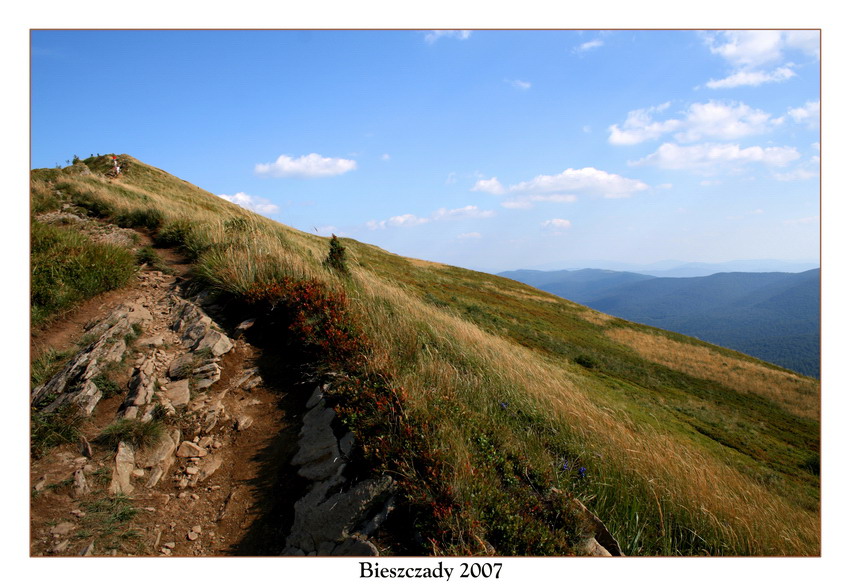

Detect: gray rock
109,441,136,495
306,385,324,409
287,476,394,553
73,469,90,497
195,329,233,357
164,379,191,408
168,354,196,379
332,536,380,557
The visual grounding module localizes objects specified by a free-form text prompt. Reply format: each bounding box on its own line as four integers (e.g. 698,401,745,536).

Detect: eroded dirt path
30,234,305,557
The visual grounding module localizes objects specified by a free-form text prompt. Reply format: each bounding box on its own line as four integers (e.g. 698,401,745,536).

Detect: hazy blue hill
500,268,820,377
500,268,655,298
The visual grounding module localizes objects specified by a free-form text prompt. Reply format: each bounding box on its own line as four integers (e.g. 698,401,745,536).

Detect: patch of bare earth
30,230,304,557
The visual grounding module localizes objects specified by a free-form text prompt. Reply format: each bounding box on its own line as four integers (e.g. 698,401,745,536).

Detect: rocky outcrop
31,299,154,415
282,384,395,556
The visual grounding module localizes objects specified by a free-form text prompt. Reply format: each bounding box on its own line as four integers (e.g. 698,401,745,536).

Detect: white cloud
788,100,820,128
701,30,819,90
457,232,482,240
381,153,391,161
254,153,357,178
705,65,795,89
703,30,786,69
507,167,650,199
471,177,506,195
633,142,800,173
501,194,578,209
424,30,471,44
609,100,781,146
542,218,572,229
608,102,681,145
366,205,495,230
217,192,279,214
433,205,495,219
314,225,337,236
506,79,532,90
475,167,648,207
575,39,603,53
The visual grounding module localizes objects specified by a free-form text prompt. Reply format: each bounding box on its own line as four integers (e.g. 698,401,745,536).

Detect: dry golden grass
349,268,820,555
34,156,819,555
606,328,820,421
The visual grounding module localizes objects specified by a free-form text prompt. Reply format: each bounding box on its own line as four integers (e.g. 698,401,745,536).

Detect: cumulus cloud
474,167,648,207
367,205,495,230
701,30,819,89
254,153,357,178
471,177,506,195
424,30,471,44
217,192,279,214
632,142,800,173
608,102,681,145
788,100,820,128
609,100,781,145
705,66,795,89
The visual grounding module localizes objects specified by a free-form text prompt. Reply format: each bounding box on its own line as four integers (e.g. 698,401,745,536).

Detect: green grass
29,156,820,556
31,404,84,459
31,220,136,325
96,418,165,449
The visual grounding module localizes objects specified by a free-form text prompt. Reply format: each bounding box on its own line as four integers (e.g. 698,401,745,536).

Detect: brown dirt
29,227,306,557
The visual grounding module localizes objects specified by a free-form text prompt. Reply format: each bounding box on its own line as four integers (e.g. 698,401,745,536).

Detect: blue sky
31,29,820,272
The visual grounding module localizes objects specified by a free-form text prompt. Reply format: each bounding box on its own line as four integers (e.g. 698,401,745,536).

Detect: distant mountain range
499,268,821,378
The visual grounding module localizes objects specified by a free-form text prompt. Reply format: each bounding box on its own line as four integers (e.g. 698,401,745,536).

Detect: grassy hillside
30,155,820,555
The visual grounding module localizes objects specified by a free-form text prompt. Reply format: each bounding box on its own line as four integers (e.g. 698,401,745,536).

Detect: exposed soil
29,229,308,557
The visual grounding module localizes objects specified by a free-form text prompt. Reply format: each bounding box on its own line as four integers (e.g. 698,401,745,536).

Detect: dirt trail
30,235,306,557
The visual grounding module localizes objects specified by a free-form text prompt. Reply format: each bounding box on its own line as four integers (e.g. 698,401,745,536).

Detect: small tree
325,234,349,274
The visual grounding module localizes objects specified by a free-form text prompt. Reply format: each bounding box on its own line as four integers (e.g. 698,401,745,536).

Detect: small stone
52,540,70,553
191,494,200,501
185,466,200,475
163,542,176,549
160,547,172,555
187,531,199,541
51,522,75,536
235,415,253,431
70,509,85,518
192,525,202,533
176,441,207,458
144,507,156,512
132,468,146,478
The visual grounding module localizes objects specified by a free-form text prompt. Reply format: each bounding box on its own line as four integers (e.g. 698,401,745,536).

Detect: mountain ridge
499,268,820,377
29,155,820,556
